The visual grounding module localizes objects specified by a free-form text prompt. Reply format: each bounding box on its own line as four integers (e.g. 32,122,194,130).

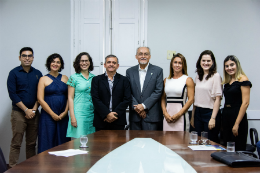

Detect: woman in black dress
222,55,252,151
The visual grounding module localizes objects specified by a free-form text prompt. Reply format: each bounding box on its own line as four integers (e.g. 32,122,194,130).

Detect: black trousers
222,106,248,151
130,120,163,131
95,123,125,131
194,107,221,143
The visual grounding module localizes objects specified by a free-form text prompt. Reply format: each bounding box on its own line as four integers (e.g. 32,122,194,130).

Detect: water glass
201,131,208,145
227,142,235,152
189,131,198,144
80,135,89,148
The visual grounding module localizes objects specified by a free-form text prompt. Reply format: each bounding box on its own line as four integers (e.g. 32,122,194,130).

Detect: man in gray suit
126,47,163,130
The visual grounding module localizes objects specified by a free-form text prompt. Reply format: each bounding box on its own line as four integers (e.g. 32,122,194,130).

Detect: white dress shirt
138,63,149,109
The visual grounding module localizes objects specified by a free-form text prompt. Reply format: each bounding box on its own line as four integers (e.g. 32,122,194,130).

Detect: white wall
148,0,260,110
1,0,260,164
147,0,260,145
0,0,70,164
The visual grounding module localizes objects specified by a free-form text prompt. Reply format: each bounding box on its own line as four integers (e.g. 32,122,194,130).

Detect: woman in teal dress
66,52,95,138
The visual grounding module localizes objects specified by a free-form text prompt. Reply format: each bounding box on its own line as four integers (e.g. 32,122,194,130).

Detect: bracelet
211,117,215,119
24,108,28,112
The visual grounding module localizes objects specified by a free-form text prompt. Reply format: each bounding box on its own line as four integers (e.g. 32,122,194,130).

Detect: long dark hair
196,50,217,81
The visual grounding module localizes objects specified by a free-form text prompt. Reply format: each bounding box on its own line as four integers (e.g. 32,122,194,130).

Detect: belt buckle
226,105,231,107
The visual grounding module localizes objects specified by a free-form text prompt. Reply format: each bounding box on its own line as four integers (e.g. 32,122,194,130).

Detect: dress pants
95,123,125,131
194,107,221,143
130,120,163,131
9,110,39,167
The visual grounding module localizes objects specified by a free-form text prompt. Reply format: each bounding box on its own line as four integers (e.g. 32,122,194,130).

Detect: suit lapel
142,64,154,93
101,74,110,93
133,65,141,94
112,73,119,92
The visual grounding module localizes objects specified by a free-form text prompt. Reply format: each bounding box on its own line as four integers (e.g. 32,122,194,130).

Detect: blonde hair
222,55,246,84
168,53,188,79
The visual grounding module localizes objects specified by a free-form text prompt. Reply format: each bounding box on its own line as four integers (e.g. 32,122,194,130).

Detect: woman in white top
161,53,194,131
191,50,222,143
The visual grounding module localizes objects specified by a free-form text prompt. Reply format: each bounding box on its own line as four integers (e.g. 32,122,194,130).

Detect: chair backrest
250,128,259,147
0,147,7,173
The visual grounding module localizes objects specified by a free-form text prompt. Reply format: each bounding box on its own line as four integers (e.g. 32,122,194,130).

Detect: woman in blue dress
37,53,70,153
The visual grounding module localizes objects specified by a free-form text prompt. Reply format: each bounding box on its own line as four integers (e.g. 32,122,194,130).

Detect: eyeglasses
138,53,150,56
80,60,89,63
21,54,33,59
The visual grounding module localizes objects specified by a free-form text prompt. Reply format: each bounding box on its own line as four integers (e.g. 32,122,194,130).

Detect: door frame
71,0,148,75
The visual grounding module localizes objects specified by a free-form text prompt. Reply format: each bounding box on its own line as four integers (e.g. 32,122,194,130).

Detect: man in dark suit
91,55,131,131
126,47,164,130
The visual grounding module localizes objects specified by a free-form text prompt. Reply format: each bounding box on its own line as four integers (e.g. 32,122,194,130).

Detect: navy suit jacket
126,64,164,122
91,73,131,128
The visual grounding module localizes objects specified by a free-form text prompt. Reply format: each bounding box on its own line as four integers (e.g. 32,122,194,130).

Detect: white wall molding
246,110,260,120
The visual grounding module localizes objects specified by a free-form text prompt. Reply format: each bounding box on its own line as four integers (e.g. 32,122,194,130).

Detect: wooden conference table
6,130,259,173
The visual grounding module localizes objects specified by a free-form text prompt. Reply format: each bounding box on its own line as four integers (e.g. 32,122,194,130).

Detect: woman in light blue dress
66,52,95,138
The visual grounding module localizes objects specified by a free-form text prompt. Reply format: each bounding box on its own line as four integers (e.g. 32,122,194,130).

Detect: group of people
7,46,252,168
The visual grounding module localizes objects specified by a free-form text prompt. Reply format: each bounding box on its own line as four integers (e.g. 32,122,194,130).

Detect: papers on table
48,149,88,157
188,145,226,151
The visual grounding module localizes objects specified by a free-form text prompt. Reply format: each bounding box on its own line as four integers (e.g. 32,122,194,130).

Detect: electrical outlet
167,50,176,60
